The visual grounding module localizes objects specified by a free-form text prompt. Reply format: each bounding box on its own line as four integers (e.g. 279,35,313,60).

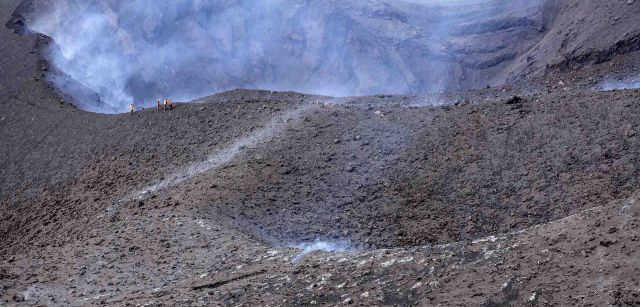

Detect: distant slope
499,0,640,82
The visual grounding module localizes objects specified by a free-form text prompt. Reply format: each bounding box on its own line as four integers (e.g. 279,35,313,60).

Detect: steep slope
500,0,640,82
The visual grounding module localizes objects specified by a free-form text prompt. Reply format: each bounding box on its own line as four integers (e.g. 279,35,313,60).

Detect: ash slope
2,88,639,306
2,0,640,306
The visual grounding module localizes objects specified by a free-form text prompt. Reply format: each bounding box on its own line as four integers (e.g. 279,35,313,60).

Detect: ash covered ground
2,0,640,306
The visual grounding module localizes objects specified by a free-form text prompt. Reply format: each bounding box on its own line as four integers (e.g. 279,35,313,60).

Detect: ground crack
191,270,267,291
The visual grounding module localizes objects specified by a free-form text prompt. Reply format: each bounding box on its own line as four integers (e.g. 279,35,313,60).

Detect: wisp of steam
24,0,541,113
600,76,640,91
291,239,352,263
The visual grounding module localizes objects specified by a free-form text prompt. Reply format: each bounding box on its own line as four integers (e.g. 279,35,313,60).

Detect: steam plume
291,239,352,262
26,0,542,113
600,76,640,91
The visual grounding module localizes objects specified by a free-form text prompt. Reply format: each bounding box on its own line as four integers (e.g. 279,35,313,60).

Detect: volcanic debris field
2,0,640,306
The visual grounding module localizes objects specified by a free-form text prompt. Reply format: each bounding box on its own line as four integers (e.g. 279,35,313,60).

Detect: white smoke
24,0,542,113
600,76,640,91
291,239,352,262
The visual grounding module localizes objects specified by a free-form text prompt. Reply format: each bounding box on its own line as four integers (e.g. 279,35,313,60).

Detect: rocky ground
2,0,640,306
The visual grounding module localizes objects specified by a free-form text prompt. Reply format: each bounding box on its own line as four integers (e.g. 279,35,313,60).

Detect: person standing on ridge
163,99,168,111
157,100,161,110
130,103,135,115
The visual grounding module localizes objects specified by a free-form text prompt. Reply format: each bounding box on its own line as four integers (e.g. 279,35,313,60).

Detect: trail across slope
130,101,319,200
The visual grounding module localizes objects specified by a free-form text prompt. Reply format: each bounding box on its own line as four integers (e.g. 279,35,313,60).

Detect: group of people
129,98,175,115
157,99,175,111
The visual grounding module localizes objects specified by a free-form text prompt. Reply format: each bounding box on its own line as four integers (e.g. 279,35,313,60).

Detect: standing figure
130,103,135,115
